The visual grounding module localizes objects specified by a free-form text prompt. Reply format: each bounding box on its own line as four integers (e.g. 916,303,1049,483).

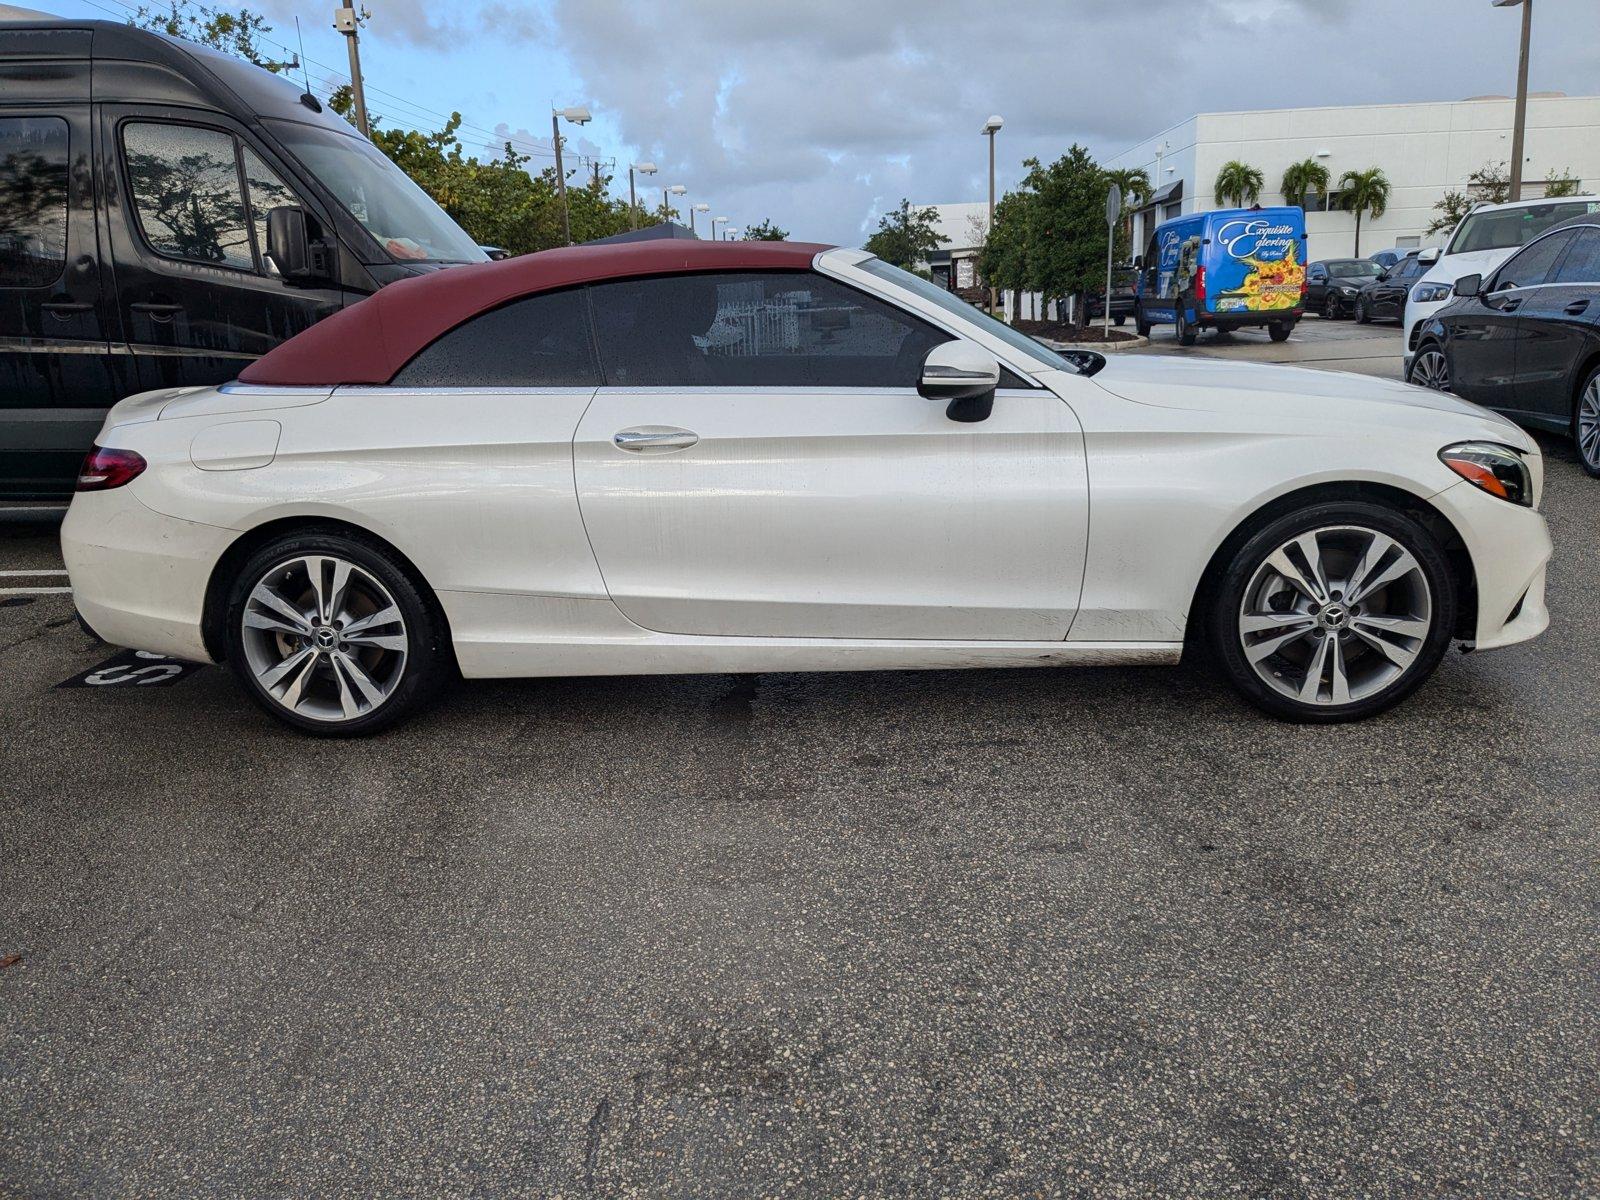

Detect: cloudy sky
47,0,1600,243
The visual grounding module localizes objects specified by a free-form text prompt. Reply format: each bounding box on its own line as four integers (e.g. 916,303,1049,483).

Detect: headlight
1413,281,1454,304
1439,442,1532,506
1338,285,1360,295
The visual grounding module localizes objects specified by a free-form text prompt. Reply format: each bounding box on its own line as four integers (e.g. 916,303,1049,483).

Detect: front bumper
61,486,232,663
1430,478,1552,652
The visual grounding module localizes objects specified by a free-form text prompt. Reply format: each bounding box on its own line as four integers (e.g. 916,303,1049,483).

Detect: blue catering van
1134,206,1307,345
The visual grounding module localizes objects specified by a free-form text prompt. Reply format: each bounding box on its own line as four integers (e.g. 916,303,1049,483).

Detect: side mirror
1133,255,1144,269
1453,273,1482,298
265,205,331,284
919,340,999,423
1418,247,1441,265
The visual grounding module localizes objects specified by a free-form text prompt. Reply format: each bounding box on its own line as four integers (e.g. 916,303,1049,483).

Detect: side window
586,272,950,388
391,289,600,387
123,122,252,269
241,145,296,275
0,116,69,288
1551,228,1600,285
1494,231,1573,291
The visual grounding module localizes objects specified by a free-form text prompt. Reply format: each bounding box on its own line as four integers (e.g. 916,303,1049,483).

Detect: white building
1106,93,1600,261
916,201,989,293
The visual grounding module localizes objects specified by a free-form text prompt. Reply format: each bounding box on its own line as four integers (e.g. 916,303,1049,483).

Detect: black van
0,17,486,501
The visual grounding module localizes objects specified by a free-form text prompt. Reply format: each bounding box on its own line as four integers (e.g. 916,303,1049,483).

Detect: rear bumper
1431,479,1553,651
60,487,231,663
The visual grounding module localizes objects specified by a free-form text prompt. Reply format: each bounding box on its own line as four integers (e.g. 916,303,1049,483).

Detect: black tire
1406,343,1451,392
1135,305,1151,337
1356,298,1372,324
1575,363,1600,479
1114,313,1127,327
1208,501,1457,723
1323,295,1342,320
1175,302,1197,347
224,528,450,736
1268,321,1292,343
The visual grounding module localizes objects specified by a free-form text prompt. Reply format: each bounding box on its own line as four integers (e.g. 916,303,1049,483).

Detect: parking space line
0,570,69,577
0,586,73,595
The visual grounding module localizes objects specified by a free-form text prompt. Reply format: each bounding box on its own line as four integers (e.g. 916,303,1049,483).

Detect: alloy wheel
1237,525,1433,707
239,554,409,723
1579,376,1600,470
1411,348,1450,392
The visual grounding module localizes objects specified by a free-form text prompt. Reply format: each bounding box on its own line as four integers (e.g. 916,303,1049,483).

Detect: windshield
1448,200,1596,255
1328,260,1383,278
265,120,486,264
856,257,1077,373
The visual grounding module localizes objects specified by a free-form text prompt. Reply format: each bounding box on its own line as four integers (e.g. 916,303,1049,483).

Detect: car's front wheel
1209,503,1456,722
1407,344,1451,391
1574,365,1600,478
224,530,449,735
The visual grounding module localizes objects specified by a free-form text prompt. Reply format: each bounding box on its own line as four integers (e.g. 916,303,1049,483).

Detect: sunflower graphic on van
1218,242,1305,312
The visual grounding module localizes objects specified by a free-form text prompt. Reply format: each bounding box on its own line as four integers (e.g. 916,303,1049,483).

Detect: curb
1038,335,1150,353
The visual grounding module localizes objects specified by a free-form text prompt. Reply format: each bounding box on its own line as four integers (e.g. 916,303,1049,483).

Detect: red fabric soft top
238,239,834,386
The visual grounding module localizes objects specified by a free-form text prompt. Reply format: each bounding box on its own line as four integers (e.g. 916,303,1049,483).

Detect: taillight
1194,264,1206,303
76,445,147,491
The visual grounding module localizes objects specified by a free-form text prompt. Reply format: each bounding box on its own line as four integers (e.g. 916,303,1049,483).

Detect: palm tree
1213,160,1264,208
1104,167,1152,210
1280,158,1330,210
1338,167,1391,256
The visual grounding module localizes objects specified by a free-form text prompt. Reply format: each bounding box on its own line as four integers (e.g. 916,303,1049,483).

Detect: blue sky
38,0,1600,244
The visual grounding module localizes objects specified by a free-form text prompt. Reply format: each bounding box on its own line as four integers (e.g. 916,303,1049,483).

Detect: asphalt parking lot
3,318,1597,1197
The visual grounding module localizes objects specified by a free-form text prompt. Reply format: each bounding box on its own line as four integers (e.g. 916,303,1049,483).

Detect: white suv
1404,195,1600,370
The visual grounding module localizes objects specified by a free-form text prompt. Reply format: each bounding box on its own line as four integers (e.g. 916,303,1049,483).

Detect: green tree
1427,189,1473,238
1027,146,1122,327
863,199,946,269
1467,161,1512,205
742,219,789,241
1213,160,1264,208
977,187,1032,317
1280,158,1330,209
1338,167,1391,255
1103,166,1151,240
1543,169,1581,198
129,0,291,71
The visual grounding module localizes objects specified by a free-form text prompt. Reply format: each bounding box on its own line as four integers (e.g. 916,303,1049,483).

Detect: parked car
1404,195,1599,373
63,240,1551,734
1305,259,1385,318
1354,252,1426,323
1134,207,1307,344
1408,214,1600,476
1083,266,1138,325
1370,247,1415,269
0,16,487,502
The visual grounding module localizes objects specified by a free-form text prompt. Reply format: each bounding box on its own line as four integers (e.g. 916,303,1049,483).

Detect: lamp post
691,203,710,237
713,215,728,239
727,227,743,242
1492,0,1533,202
982,114,1003,315
663,184,687,222
551,105,592,245
629,161,657,228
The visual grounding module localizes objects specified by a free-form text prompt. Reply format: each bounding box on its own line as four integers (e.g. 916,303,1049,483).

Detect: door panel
101,106,344,396
1512,229,1600,421
0,105,121,498
574,387,1089,640
1447,290,1527,410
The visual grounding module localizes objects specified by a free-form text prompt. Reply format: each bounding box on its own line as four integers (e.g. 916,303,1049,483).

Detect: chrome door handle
613,427,699,453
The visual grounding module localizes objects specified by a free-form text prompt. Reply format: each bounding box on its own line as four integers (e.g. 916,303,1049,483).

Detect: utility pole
982,115,1003,315
333,1,369,138
1493,0,1534,202
551,106,592,247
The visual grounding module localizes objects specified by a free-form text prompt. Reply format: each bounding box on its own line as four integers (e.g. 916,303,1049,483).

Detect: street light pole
551,106,592,246
691,203,710,237
629,162,657,229
333,1,369,138
664,184,686,223
982,115,1003,316
1493,0,1534,202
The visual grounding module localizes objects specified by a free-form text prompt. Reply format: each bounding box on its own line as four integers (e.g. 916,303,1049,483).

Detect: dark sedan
1408,214,1600,476
1355,252,1425,323
1305,258,1385,318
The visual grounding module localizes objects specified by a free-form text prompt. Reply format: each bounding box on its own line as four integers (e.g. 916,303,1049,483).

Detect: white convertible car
62,241,1552,734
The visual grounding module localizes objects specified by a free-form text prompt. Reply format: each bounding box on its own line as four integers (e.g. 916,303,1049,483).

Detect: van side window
123,123,254,269
391,290,601,388
0,116,69,288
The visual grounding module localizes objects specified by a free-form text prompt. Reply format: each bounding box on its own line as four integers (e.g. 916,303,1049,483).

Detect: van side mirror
1453,273,1482,298
919,340,999,423
265,205,331,284
1133,255,1143,269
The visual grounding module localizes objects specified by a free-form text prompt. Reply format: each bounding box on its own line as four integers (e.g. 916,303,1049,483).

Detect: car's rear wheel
1407,344,1450,391
1210,503,1455,722
225,530,449,736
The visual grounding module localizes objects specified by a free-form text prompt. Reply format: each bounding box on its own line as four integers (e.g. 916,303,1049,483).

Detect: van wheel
1135,306,1151,337
1175,304,1197,346
1268,321,1292,342
1210,502,1455,723
224,529,449,736
1114,313,1127,327
1575,364,1600,478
